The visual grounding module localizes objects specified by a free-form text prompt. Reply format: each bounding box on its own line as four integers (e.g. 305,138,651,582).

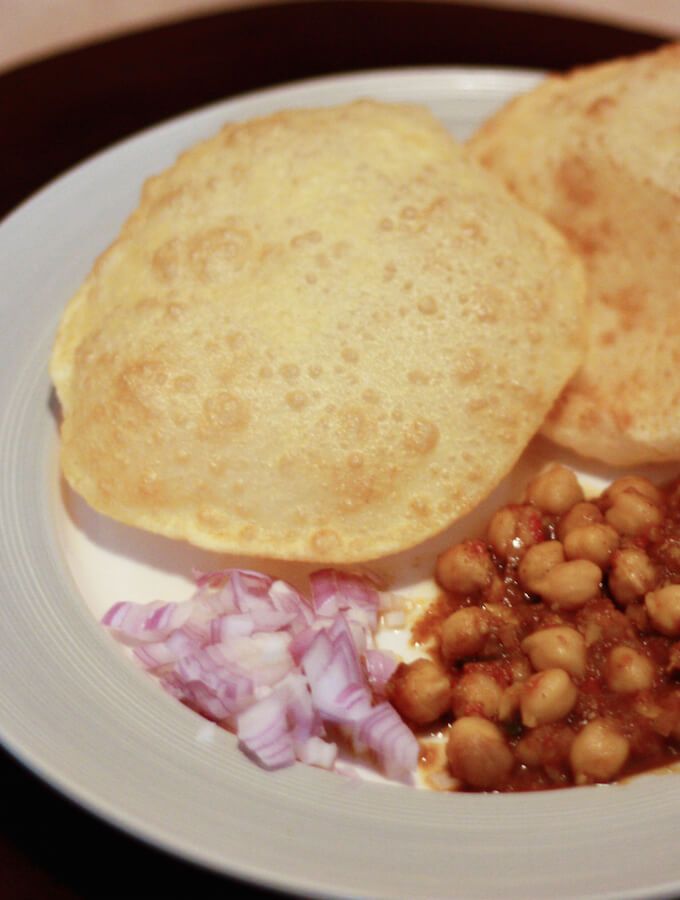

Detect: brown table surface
0,3,666,897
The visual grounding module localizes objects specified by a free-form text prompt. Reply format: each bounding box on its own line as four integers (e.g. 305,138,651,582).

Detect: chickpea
556,502,603,541
515,724,574,768
498,683,522,721
388,658,451,725
518,541,565,595
538,560,602,610
645,585,680,637
525,464,584,516
483,575,506,606
605,489,663,537
608,547,657,606
604,476,662,508
509,654,532,683
487,504,544,561
436,540,495,595
605,645,654,693
484,603,519,627
513,734,542,768
563,524,619,569
521,626,586,678
446,716,514,789
570,718,630,784
626,602,649,632
667,642,680,675
440,607,491,662
520,668,578,727
451,671,503,720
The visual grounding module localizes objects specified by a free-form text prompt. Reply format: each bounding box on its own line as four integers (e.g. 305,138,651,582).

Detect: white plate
2,68,680,900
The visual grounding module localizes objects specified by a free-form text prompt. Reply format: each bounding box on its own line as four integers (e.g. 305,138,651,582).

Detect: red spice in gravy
389,468,680,792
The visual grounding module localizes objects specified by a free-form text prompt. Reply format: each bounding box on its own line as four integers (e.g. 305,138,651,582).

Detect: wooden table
0,3,664,897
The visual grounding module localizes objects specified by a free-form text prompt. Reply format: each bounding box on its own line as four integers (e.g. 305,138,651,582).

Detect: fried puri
51,101,585,562
469,44,680,465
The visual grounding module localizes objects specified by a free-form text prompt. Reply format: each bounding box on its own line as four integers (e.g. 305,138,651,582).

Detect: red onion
102,568,415,781
102,599,191,644
358,702,419,779
364,649,400,693
296,736,337,770
237,694,296,770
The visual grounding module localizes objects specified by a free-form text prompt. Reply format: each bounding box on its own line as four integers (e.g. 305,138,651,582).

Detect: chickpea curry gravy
387,466,680,792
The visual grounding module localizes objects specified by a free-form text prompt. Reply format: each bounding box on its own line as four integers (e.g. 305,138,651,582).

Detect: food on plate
104,464,680,791
468,43,680,466
51,100,586,563
54,57,680,792
103,568,418,779
391,465,680,791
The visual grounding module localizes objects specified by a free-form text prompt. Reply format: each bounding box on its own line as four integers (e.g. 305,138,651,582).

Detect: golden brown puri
469,44,680,466
51,101,586,562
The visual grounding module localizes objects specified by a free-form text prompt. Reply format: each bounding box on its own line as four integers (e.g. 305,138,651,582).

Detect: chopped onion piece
309,569,341,615
336,571,381,610
310,569,380,617
237,694,296,769
176,648,255,717
102,599,191,644
299,630,333,682
192,569,228,589
357,702,420,780
276,673,322,742
102,567,415,781
289,623,325,665
132,628,197,669
270,580,314,623
364,649,400,692
210,614,255,641
296,736,337,769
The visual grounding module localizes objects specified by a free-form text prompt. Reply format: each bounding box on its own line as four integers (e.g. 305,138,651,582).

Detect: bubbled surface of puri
469,44,680,467
51,100,586,562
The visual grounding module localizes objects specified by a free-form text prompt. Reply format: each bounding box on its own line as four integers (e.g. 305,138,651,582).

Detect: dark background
1,0,665,221
0,3,666,897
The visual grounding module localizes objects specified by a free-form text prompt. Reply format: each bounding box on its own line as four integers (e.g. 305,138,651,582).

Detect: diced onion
102,568,415,781
296,736,338,770
237,694,296,769
364,649,400,692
